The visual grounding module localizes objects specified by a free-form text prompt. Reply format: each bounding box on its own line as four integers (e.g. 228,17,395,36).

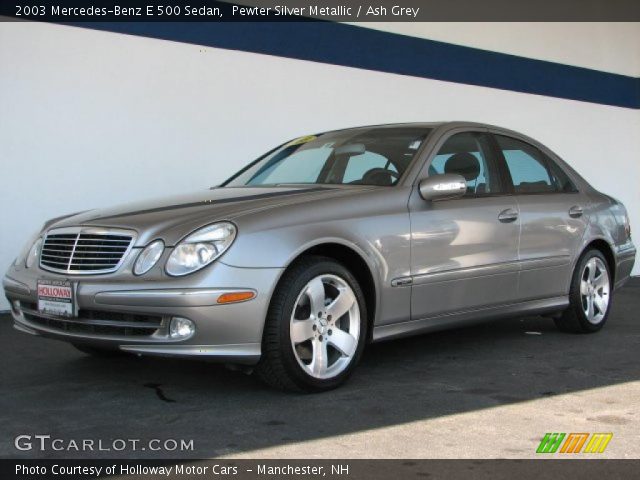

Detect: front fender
220,190,413,327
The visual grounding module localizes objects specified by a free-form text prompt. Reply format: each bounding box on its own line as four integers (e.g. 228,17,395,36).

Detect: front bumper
3,261,283,364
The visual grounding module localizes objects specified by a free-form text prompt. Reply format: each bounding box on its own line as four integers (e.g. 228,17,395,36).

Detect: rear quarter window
495,135,576,194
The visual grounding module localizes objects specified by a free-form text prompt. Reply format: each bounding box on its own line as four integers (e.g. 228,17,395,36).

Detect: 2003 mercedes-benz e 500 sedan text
4,122,636,392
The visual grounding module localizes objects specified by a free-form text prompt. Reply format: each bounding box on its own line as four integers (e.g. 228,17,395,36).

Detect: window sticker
285,135,317,147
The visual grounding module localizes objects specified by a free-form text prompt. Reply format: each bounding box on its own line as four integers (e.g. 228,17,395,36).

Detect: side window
343,151,397,183
547,158,578,193
428,132,503,195
495,135,567,194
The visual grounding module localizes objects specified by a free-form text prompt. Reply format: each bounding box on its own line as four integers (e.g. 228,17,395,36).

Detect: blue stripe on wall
71,21,640,109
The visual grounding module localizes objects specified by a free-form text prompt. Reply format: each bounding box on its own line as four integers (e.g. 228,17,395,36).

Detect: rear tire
72,343,126,357
554,249,612,333
255,256,368,392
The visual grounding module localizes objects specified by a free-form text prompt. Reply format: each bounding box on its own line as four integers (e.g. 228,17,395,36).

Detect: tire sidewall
275,259,368,392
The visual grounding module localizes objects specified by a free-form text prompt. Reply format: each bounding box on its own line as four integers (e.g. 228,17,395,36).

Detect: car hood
49,186,368,246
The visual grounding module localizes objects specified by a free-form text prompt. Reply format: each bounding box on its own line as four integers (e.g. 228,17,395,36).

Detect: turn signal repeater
217,291,256,304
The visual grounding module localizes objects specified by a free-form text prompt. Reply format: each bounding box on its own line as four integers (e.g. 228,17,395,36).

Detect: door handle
498,208,519,223
569,205,584,218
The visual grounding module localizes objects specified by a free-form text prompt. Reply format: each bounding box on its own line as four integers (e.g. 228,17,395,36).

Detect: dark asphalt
1,279,639,459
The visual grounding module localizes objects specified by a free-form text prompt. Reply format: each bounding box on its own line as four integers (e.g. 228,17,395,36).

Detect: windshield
223,127,431,187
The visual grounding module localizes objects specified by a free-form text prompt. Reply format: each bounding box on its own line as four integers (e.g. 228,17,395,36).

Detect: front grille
40,228,135,274
21,303,163,338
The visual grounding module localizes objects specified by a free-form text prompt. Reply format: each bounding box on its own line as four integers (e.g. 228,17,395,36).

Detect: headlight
25,237,43,269
14,232,38,266
13,246,29,266
133,240,165,276
165,222,237,276
14,232,42,268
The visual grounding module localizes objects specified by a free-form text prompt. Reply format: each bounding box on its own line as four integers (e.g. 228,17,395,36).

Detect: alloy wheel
580,257,610,324
289,274,360,379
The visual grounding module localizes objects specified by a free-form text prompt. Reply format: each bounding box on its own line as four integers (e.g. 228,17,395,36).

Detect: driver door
409,131,520,320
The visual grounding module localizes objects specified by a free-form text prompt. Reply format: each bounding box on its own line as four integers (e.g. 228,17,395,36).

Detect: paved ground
1,279,639,459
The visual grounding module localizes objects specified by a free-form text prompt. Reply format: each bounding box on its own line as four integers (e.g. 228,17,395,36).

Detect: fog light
11,300,21,315
169,317,195,339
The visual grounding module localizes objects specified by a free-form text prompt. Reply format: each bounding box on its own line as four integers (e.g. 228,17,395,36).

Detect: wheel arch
271,240,379,342
582,238,616,284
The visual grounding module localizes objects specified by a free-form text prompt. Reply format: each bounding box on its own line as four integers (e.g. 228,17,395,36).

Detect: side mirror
419,174,467,201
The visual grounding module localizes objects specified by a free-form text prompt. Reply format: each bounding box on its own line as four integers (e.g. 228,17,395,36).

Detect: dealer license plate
37,279,75,317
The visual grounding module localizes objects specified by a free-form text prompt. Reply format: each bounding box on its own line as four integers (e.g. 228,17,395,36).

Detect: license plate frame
37,279,76,317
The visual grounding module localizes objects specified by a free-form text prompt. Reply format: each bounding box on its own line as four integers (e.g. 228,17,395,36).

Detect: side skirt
372,296,569,343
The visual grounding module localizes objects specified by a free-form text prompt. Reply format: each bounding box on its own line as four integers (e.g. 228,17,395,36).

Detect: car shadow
1,279,638,458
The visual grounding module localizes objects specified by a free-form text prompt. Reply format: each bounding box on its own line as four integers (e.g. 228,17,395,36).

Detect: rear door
409,130,520,320
492,134,589,299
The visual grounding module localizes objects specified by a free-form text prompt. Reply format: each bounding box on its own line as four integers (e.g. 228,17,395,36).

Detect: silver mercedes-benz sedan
3,122,636,391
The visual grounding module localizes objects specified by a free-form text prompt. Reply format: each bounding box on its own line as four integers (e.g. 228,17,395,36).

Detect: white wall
0,22,638,310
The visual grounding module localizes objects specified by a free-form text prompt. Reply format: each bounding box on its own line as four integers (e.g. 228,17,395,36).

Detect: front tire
255,256,368,392
554,249,612,333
